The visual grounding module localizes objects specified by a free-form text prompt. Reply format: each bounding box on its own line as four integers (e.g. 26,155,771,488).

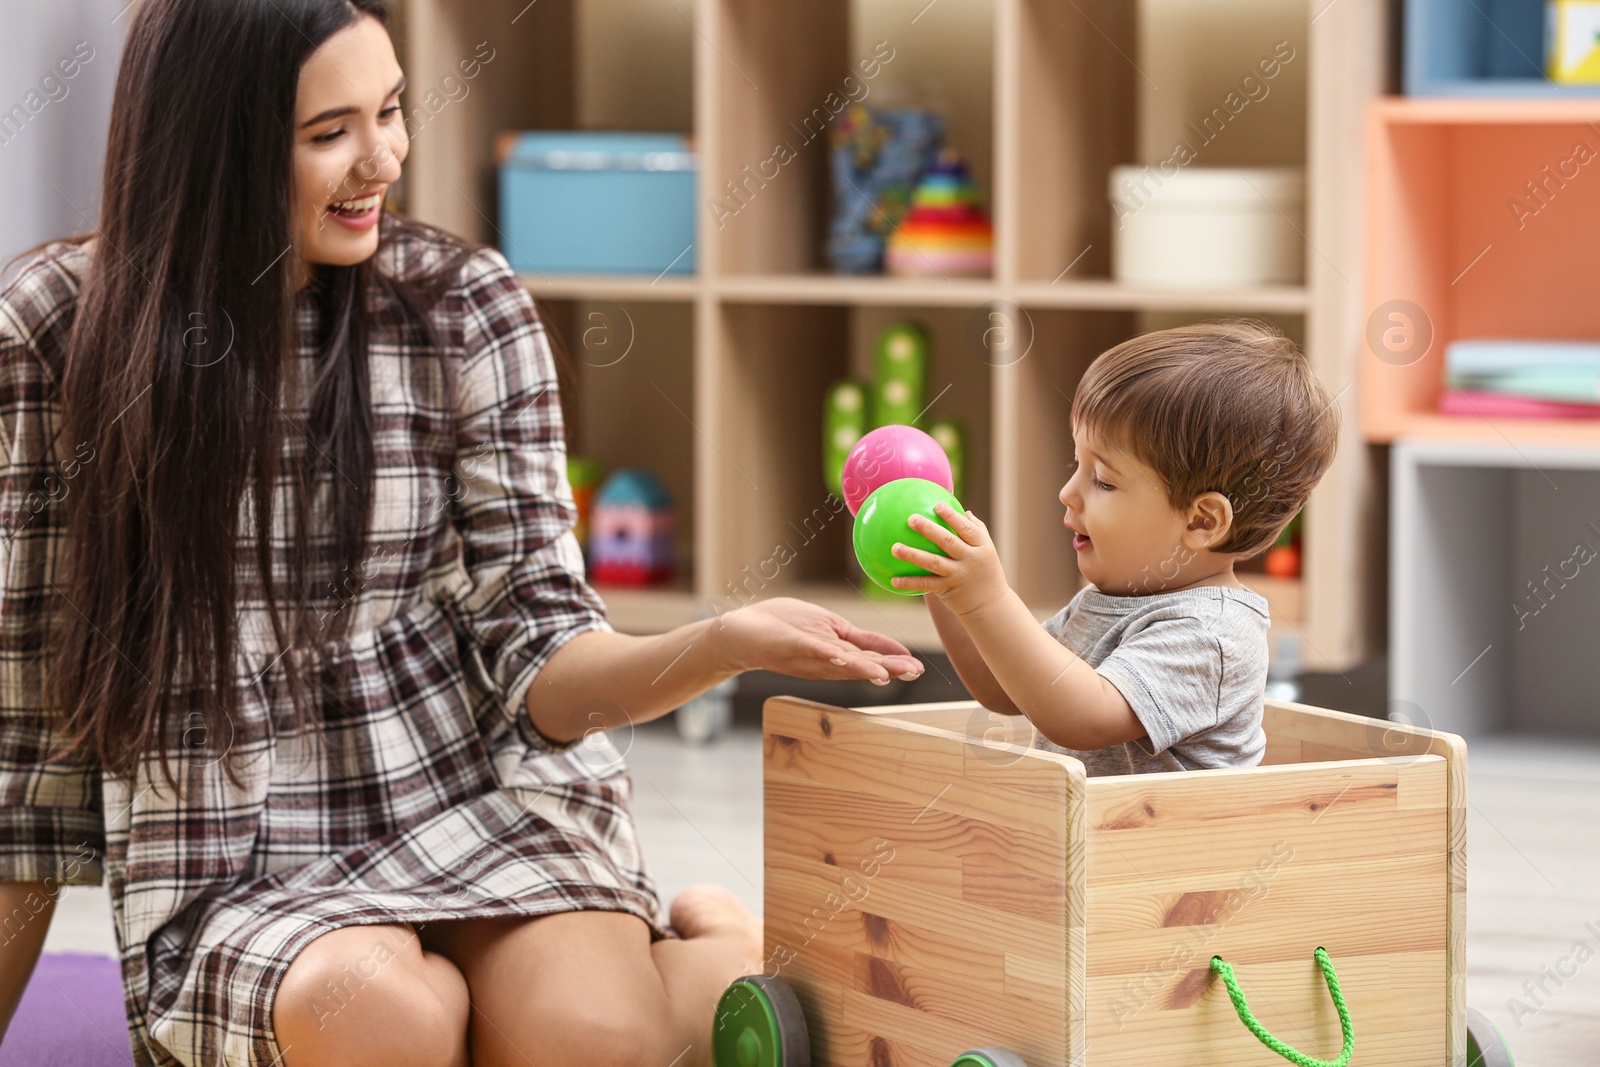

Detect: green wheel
713,975,810,1067
1466,1007,1514,1067
950,1048,1028,1067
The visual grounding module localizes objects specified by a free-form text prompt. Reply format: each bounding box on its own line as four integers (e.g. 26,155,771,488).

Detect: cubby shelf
518,274,703,301
519,273,1313,314
1009,281,1311,314
1364,96,1600,444
715,275,998,307
398,0,1388,670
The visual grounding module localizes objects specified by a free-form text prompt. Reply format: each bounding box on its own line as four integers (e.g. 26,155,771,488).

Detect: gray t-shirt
1036,584,1270,775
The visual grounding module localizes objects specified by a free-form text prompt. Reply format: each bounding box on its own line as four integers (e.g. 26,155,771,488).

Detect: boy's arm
925,593,1021,715
958,588,1145,749
892,505,1144,750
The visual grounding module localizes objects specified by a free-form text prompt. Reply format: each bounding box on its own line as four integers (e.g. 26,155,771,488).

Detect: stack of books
1439,340,1600,419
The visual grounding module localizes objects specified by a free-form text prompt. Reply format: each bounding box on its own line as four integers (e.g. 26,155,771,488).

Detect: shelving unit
1363,91,1600,728
396,0,1390,670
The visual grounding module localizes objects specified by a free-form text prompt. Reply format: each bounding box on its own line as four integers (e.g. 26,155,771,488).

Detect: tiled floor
40,719,1600,1066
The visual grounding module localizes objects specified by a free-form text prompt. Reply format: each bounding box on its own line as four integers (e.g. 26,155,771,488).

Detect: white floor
40,721,1600,1066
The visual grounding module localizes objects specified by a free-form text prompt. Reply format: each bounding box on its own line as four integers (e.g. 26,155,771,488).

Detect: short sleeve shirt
1036,583,1270,775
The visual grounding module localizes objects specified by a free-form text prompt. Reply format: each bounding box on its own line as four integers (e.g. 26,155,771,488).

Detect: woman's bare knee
477,1000,684,1067
273,922,469,1067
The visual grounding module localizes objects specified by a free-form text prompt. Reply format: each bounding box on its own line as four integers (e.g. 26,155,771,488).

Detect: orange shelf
1365,412,1600,445
1371,97,1600,123
1363,97,1600,444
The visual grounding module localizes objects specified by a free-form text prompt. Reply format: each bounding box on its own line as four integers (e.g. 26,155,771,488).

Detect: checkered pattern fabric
0,227,663,1066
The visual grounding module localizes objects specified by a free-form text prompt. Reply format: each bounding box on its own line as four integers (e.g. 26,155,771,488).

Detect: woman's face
289,14,408,287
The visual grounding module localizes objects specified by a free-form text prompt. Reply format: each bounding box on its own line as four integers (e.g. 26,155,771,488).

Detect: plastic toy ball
840,424,955,515
852,477,964,595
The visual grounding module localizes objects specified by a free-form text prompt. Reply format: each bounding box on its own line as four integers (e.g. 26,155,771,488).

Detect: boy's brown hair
1071,319,1339,558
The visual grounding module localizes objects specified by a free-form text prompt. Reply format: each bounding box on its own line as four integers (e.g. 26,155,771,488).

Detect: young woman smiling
0,2,923,1065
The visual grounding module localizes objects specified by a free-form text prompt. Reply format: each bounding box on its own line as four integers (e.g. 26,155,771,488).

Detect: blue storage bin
497,131,697,275
1406,0,1600,95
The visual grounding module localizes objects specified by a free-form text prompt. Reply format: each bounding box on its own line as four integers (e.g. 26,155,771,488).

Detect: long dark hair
29,0,488,794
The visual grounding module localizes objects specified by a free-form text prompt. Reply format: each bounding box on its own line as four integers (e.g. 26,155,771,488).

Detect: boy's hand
890,503,1010,618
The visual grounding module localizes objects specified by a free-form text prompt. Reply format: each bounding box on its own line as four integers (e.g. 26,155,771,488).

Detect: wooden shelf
1371,97,1600,123
521,272,1311,314
714,275,1310,313
716,274,997,306
1369,412,1600,446
1011,280,1310,314
398,0,1388,669
518,274,701,301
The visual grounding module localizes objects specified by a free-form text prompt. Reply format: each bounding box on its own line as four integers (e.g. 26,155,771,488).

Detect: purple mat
3,953,132,1066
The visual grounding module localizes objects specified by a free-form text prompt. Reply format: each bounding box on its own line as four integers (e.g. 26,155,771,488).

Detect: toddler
892,320,1339,774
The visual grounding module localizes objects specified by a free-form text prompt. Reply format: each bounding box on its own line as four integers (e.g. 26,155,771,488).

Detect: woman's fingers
828,618,915,660
802,637,892,681
801,637,926,684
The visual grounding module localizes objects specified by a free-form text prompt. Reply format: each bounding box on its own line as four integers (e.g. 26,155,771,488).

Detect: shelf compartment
1364,99,1600,443
706,301,993,619
711,0,997,277
1006,0,1137,284
539,297,699,595
400,0,576,246
1007,0,1308,286
400,0,695,254
1404,0,1600,98
1392,439,1600,737
995,307,1135,608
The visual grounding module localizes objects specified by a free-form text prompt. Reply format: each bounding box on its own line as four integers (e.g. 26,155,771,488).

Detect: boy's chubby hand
890,502,1011,618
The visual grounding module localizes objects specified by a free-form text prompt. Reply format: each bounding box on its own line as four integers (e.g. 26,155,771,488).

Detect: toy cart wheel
713,975,809,1067
1466,1007,1515,1067
950,1049,1028,1067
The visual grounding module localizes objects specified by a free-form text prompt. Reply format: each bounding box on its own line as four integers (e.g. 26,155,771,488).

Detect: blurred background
3,0,1598,1064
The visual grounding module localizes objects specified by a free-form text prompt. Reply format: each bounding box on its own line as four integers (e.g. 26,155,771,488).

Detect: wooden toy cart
712,697,1515,1067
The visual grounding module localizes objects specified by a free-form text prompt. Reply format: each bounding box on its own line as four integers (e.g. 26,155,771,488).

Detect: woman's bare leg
418,883,762,1067
273,922,471,1067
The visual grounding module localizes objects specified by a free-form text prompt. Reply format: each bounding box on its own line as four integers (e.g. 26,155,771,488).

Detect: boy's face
1059,422,1206,596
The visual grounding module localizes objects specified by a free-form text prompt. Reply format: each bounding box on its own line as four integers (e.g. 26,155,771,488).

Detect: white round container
1109,165,1305,288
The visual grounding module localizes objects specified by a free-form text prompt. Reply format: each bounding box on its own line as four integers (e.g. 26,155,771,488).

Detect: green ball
852,477,963,596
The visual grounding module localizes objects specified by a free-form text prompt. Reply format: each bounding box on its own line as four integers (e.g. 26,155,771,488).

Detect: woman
0,2,924,1065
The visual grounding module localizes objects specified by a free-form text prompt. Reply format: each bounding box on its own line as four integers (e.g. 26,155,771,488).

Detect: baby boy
890,320,1339,774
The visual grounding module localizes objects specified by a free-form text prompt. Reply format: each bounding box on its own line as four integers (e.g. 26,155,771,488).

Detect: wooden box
761,696,1467,1067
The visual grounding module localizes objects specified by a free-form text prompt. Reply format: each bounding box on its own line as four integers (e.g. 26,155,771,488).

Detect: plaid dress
0,228,666,1066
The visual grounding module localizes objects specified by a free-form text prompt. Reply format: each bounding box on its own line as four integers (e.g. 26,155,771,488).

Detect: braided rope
1210,947,1354,1067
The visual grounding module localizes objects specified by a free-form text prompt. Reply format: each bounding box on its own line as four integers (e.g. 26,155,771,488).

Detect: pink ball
841,424,955,515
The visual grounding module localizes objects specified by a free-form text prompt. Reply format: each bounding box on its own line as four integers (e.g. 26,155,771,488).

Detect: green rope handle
1210,947,1354,1067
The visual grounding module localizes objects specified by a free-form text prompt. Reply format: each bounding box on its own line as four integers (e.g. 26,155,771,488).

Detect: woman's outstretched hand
711,597,924,685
